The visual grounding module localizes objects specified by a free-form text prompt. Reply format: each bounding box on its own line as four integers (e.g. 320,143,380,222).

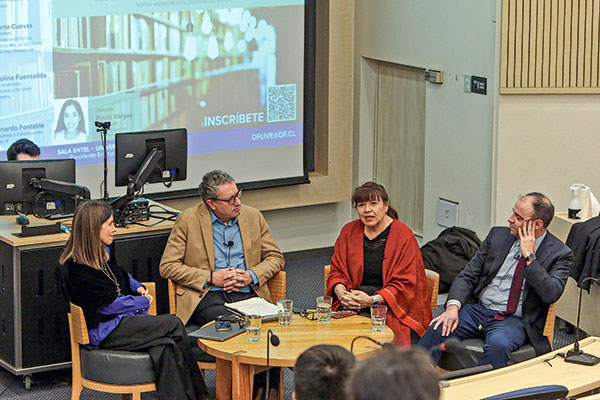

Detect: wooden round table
198,314,394,400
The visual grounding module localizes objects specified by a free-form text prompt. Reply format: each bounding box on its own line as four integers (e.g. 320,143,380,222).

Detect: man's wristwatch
371,296,379,306
525,252,536,262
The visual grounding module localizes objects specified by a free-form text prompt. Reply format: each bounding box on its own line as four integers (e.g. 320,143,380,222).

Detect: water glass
316,296,333,322
245,314,261,342
277,299,293,325
370,305,387,332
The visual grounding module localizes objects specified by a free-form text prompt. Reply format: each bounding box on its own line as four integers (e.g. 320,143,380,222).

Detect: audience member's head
348,347,440,400
6,138,40,161
293,344,355,400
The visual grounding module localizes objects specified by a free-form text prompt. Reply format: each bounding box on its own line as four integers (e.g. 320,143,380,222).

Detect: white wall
495,95,600,224
262,202,352,252
354,0,498,242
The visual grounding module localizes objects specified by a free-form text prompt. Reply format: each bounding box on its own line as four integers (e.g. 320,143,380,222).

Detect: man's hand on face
519,220,537,259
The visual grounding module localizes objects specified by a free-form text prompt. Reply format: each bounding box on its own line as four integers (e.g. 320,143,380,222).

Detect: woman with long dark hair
326,182,431,346
60,200,209,400
54,99,87,144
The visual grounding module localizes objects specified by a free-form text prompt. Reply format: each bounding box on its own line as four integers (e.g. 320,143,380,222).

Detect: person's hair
6,138,40,160
59,200,113,268
54,99,86,135
198,170,235,203
351,181,398,219
523,192,554,228
347,347,440,400
294,345,356,400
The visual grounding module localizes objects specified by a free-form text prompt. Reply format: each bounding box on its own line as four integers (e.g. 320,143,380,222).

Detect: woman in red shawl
326,182,431,346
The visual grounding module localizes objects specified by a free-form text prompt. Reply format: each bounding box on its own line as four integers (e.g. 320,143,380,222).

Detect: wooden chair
68,282,157,400
323,265,439,312
168,271,286,398
425,269,440,311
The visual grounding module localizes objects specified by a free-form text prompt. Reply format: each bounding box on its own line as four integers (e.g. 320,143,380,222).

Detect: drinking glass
316,296,333,322
277,299,293,325
245,314,261,342
370,305,387,332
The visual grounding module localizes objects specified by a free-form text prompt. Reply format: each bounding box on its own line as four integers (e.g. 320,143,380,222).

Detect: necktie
495,255,527,321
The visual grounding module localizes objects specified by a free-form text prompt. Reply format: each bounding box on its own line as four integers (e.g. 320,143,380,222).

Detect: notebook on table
225,297,279,322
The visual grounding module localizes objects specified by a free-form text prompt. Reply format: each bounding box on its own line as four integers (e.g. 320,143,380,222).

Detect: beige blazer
159,203,285,324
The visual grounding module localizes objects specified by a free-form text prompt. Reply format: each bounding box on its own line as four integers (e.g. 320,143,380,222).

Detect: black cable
350,336,376,353
543,352,565,367
148,204,179,216
31,191,56,219
159,166,175,188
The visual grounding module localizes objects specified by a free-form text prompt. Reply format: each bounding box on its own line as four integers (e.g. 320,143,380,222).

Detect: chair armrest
267,271,286,303
69,303,90,345
168,279,177,315
141,282,157,316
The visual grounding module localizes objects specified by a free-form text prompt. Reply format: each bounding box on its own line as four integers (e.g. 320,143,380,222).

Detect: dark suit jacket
447,227,573,356
565,216,600,289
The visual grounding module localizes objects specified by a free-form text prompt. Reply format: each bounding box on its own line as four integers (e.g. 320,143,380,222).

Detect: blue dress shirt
209,210,258,292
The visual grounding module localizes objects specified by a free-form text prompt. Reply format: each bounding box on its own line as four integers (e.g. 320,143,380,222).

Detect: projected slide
0,0,305,197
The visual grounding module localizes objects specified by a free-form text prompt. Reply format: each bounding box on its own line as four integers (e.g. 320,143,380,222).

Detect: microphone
429,337,461,353
224,240,234,247
565,277,600,365
265,329,280,400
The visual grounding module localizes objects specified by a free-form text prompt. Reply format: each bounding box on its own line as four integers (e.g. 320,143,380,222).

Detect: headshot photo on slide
53,98,88,145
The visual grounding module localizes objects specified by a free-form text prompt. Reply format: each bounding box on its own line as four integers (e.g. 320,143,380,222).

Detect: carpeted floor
0,247,580,399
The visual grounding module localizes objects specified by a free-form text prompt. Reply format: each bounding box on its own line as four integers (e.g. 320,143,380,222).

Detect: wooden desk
198,314,394,400
441,337,600,399
548,213,600,335
0,200,178,384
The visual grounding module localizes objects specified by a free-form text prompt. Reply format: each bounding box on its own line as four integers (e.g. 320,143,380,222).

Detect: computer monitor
0,159,79,216
114,128,188,191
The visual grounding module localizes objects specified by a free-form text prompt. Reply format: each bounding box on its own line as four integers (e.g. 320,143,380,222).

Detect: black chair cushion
80,348,154,385
185,324,216,363
438,339,537,370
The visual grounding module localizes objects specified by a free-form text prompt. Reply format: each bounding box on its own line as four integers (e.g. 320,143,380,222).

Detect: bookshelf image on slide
51,8,286,141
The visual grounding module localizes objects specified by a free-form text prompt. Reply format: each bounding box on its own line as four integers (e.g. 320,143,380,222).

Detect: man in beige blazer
160,170,285,327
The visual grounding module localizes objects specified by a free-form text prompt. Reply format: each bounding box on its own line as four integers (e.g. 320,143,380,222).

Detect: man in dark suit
418,192,572,368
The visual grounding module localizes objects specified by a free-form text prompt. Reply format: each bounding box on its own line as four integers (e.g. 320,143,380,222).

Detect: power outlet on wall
437,198,458,228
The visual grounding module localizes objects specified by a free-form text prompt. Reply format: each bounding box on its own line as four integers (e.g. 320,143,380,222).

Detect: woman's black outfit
63,254,209,400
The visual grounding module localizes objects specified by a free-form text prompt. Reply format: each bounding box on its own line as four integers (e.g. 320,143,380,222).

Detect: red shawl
326,219,432,346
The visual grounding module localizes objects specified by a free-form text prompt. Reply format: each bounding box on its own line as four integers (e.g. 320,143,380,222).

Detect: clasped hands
137,286,153,304
334,285,373,310
212,268,252,293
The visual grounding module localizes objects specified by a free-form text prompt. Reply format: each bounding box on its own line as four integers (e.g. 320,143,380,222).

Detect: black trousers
189,290,257,327
189,290,280,393
101,314,209,400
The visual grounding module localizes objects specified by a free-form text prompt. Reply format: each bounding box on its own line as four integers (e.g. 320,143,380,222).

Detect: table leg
231,357,254,400
215,358,232,400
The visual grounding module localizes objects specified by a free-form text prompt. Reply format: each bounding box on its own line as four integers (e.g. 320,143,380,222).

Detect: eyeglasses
212,189,243,205
298,308,318,321
215,314,245,331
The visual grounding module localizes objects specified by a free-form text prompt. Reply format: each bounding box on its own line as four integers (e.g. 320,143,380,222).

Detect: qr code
267,84,297,123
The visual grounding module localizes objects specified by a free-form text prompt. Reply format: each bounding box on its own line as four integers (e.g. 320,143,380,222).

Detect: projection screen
0,0,308,199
